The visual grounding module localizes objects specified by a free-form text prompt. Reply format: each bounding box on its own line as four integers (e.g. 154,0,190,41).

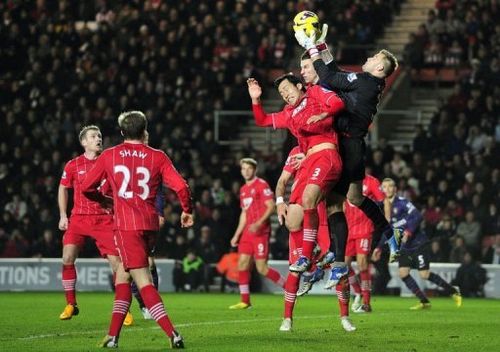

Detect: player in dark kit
372,178,462,310
295,27,401,286
82,111,194,349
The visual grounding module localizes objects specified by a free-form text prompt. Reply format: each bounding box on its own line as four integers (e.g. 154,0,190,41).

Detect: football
293,11,320,37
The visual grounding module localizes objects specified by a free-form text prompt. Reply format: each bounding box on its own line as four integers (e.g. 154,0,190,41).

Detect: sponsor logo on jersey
242,197,253,209
292,98,307,117
78,170,85,175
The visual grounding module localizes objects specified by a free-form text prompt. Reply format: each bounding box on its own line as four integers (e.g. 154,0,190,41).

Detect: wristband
307,47,319,58
276,196,284,205
316,43,328,52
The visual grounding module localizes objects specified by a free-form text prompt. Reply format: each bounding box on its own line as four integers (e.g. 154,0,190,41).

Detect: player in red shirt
248,75,344,274
275,146,332,331
81,111,194,349
229,158,285,309
344,173,384,313
58,125,121,321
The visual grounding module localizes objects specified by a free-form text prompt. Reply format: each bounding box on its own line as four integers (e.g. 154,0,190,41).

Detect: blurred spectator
429,240,447,262
452,251,488,297
182,249,204,292
216,247,239,292
456,211,481,249
483,234,500,264
31,229,60,257
449,235,467,263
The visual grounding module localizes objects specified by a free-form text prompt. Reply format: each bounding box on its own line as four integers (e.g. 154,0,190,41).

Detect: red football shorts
114,229,157,270
292,149,342,203
345,237,372,257
63,214,118,257
238,232,269,260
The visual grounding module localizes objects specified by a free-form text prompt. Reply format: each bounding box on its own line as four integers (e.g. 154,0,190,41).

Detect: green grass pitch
0,292,499,351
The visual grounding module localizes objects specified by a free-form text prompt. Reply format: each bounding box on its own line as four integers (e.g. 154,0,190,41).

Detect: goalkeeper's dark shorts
331,136,366,197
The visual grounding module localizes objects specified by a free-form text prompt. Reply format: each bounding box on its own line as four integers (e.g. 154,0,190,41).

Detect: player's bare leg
229,254,252,309
60,244,79,320
290,184,322,272
419,269,462,308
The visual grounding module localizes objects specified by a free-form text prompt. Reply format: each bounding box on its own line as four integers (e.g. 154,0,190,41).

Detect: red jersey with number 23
345,174,384,238
81,142,192,231
240,177,274,236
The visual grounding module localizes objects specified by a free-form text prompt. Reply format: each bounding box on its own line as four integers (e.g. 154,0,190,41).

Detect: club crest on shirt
292,98,307,117
242,197,253,209
347,73,357,82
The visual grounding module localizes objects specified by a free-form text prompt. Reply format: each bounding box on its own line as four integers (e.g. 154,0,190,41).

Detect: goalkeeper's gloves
315,24,334,64
294,30,319,58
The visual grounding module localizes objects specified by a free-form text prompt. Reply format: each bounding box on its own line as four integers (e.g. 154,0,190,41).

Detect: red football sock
266,267,286,288
284,274,300,319
360,269,371,305
348,267,361,295
238,270,251,304
108,283,131,337
302,208,319,260
140,284,175,337
335,276,350,318
62,264,77,305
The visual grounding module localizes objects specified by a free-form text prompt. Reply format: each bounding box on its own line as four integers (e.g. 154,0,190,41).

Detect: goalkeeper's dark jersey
314,59,385,138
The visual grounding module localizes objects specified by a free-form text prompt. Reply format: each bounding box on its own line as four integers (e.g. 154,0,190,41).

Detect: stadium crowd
0,0,498,275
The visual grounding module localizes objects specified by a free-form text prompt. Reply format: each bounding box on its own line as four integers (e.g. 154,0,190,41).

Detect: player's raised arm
248,78,289,128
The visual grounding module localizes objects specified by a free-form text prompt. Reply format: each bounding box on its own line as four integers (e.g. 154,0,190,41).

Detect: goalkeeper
295,26,400,278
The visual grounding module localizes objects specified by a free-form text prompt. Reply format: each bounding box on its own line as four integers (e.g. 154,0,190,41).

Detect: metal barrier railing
214,110,287,146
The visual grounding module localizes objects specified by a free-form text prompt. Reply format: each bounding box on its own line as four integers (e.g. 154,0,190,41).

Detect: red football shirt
345,174,384,239
81,142,193,231
252,85,344,153
60,154,110,216
240,177,274,235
